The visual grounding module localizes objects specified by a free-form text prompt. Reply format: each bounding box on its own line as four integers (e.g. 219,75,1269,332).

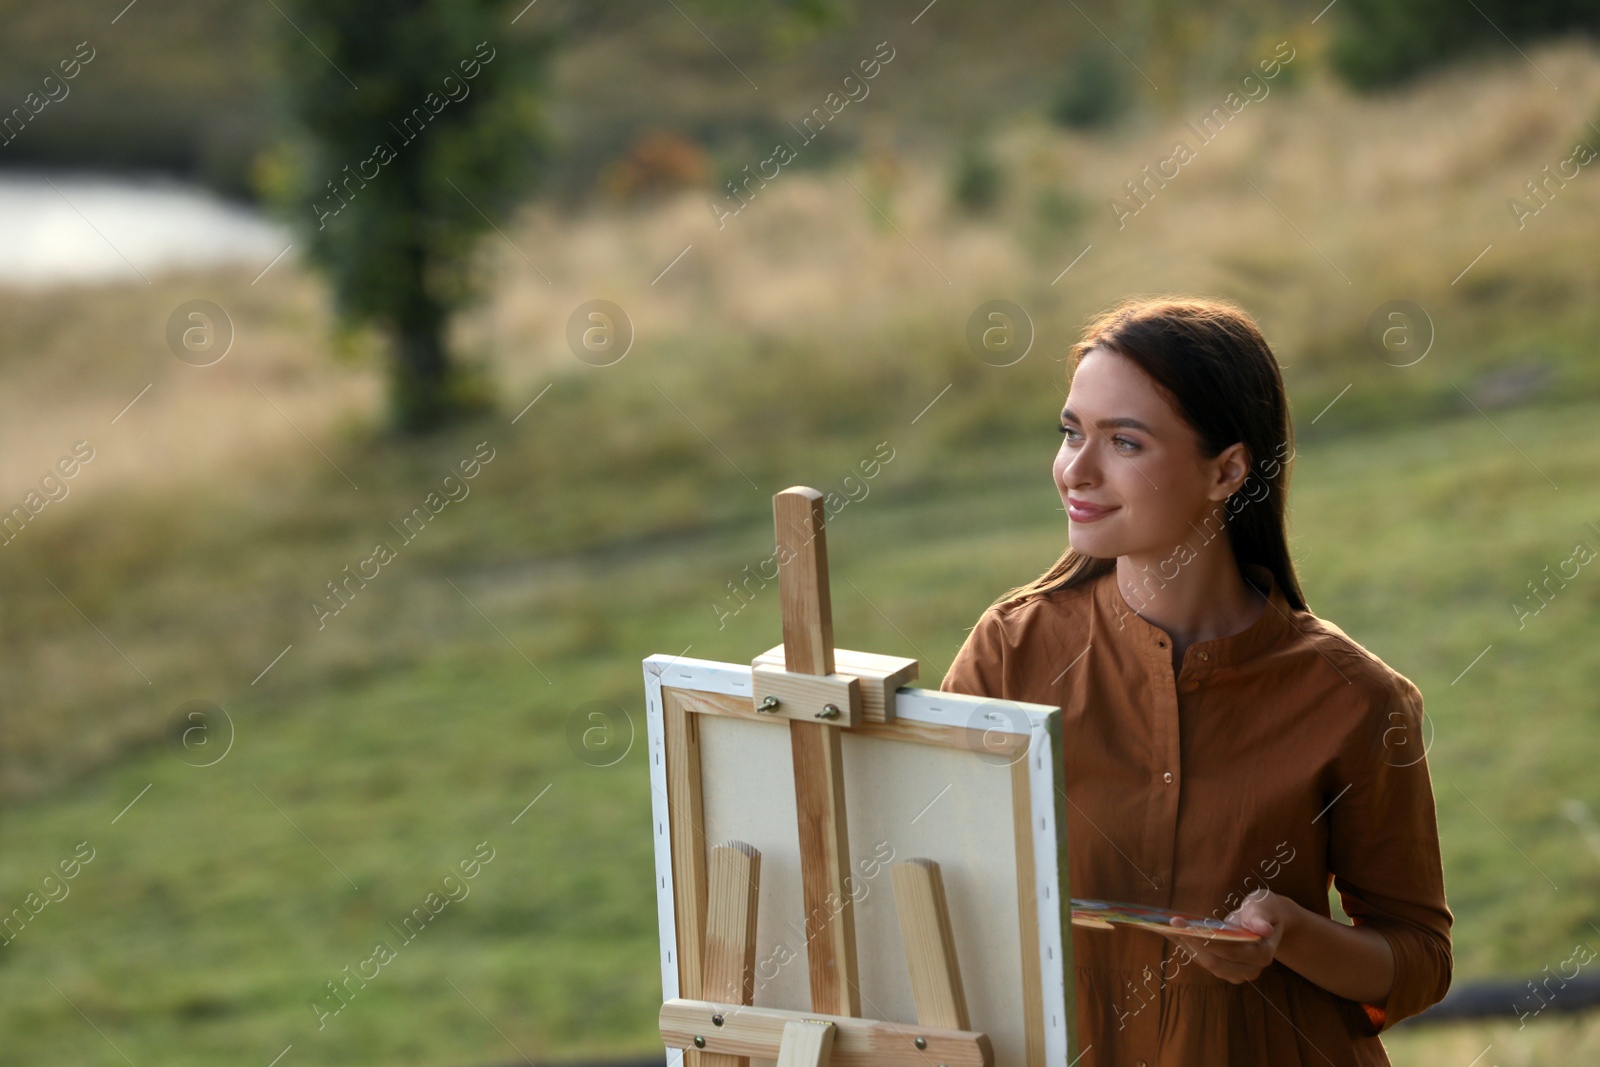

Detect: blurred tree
273,0,554,435
1331,0,1600,89
271,0,848,436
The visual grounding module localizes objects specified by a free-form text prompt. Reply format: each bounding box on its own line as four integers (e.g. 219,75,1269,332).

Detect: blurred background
1,0,1598,1063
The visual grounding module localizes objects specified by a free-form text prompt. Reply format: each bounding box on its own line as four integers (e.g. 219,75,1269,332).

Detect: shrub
1330,0,1600,89
950,140,1003,214
1050,44,1131,130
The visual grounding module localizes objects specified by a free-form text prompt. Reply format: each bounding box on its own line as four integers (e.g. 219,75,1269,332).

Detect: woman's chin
1067,527,1120,557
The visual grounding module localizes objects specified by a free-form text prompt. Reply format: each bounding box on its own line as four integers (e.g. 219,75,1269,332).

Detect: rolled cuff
1356,919,1453,1034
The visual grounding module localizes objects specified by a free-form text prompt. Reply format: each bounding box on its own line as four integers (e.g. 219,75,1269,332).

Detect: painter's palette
1070,898,1264,942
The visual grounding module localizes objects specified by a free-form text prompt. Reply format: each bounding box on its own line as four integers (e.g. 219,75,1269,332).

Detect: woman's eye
1059,425,1138,452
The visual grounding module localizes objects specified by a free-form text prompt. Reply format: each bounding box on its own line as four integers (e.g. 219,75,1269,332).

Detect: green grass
2,379,1599,1063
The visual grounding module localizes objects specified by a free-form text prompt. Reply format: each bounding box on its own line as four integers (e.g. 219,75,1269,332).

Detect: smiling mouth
1067,498,1118,522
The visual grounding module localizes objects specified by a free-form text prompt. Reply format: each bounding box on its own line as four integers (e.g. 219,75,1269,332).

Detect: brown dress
939,563,1452,1066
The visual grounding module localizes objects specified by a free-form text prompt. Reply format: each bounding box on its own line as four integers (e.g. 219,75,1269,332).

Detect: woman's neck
1114,540,1266,661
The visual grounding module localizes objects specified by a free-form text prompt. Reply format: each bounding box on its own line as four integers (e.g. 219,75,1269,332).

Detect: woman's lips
1067,497,1117,523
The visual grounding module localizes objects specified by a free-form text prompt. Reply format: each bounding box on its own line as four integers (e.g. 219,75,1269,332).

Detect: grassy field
2,33,1600,1067
4,400,1600,1065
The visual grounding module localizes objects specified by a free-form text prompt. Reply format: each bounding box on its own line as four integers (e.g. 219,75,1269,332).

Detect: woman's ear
1209,442,1253,502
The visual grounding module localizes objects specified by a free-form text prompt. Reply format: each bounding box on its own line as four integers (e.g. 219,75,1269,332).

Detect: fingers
1203,953,1260,979
1156,922,1270,983
1247,918,1276,939
1165,923,1254,958
1185,940,1263,966
1184,943,1264,983
1161,932,1268,983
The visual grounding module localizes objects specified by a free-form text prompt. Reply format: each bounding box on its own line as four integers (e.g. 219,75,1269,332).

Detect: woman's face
1053,347,1249,560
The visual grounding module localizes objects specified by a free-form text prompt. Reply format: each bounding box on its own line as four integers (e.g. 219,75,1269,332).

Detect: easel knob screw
712,1013,725,1026
816,704,842,720
914,1036,927,1049
693,1035,705,1048
758,695,782,713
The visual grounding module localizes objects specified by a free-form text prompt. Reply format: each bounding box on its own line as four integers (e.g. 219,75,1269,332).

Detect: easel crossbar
659,998,993,1067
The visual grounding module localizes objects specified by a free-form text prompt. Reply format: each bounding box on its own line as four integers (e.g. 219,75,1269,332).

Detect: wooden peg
702,840,762,1067
891,858,971,1031
775,1019,836,1067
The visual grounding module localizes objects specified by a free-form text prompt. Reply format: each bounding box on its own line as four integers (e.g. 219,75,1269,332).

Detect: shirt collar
1091,560,1293,669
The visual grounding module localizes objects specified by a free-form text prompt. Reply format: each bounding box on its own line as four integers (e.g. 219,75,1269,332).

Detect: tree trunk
389,250,456,435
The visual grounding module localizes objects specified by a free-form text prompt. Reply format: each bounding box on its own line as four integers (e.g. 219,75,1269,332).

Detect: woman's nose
1060,442,1097,487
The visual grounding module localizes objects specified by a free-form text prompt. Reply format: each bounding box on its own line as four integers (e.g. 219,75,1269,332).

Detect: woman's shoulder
1280,604,1425,713
982,580,1100,632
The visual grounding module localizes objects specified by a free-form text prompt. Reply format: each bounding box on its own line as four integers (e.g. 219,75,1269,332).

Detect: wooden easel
656,487,994,1066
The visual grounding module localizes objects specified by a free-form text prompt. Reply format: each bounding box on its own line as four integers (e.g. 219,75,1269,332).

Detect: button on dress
939,564,1452,1066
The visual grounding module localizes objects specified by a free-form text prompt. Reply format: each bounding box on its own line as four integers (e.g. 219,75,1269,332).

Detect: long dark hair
993,295,1307,612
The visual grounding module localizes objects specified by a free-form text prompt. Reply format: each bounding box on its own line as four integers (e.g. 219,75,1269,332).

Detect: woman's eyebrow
1060,407,1154,433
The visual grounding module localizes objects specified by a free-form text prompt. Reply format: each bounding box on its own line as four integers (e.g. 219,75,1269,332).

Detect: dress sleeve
1326,674,1453,1034
938,605,1007,698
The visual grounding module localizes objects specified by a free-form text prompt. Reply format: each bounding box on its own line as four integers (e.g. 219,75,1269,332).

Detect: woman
939,296,1451,1065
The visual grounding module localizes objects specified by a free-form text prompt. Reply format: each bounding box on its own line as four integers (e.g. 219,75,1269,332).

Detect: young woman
940,297,1451,1066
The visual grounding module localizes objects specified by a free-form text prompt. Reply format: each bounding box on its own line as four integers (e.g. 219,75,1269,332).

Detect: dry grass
0,270,375,508
4,38,1596,511
474,37,1600,403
